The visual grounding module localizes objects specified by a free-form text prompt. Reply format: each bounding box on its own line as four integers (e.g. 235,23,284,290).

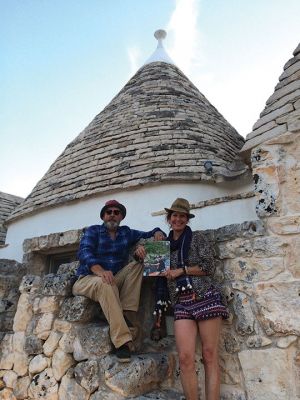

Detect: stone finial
144,29,174,65
154,29,167,42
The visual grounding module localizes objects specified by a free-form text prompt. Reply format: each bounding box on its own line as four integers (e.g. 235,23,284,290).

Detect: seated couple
73,198,228,400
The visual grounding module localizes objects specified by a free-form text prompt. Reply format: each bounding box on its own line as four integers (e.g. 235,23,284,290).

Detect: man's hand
90,264,115,285
99,270,115,285
134,245,146,261
153,231,165,241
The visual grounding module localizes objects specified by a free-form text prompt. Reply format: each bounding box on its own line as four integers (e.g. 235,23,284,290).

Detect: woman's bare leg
198,317,222,400
174,319,199,400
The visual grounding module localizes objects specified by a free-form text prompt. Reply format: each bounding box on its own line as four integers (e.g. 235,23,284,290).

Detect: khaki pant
72,261,143,348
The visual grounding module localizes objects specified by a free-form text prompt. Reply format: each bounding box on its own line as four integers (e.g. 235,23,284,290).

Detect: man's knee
73,276,114,299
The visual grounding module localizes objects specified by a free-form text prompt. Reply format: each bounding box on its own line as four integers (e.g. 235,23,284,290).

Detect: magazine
143,240,170,276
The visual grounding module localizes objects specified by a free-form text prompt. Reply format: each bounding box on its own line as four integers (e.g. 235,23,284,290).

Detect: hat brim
164,207,195,218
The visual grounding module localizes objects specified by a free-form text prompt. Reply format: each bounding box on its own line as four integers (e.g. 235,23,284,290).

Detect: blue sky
1,0,300,198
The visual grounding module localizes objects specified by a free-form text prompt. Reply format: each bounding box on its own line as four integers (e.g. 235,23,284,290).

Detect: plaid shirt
77,223,163,276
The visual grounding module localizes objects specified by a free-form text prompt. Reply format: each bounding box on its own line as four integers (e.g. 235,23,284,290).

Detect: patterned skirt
174,287,229,321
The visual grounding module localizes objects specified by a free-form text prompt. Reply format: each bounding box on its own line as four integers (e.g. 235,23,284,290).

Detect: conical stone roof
9,61,245,222
241,42,300,154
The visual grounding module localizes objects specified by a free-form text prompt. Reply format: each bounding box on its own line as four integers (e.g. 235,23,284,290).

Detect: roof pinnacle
144,29,174,65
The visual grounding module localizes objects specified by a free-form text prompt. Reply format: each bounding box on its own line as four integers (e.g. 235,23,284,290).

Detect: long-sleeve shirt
77,223,163,276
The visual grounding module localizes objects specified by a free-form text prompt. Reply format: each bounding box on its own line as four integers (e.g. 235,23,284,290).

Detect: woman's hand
161,268,183,280
153,231,166,241
134,244,146,261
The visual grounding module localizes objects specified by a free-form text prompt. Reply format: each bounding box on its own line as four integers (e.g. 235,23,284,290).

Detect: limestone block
238,348,296,399
246,335,272,348
52,348,75,381
19,275,41,294
267,215,300,235
226,257,284,283
277,335,298,348
220,354,242,385
0,388,17,399
23,237,39,253
13,332,31,376
38,234,56,250
220,385,247,400
74,360,101,394
73,322,111,362
58,296,99,322
42,273,74,297
282,168,300,215
2,370,18,389
279,60,300,81
90,388,183,400
58,231,81,247
52,319,73,333
247,120,277,140
13,293,33,332
217,239,253,259
13,352,29,377
252,237,287,257
254,281,300,335
253,167,280,217
286,237,300,278
105,353,172,397
58,373,89,400
43,331,62,357
14,375,30,399
244,125,288,152
59,330,75,354
288,112,300,132
222,329,241,353
0,334,14,369
28,368,58,399
213,222,259,243
56,261,79,278
12,333,30,376
28,354,50,374
254,104,293,129
33,296,62,314
24,335,44,355
97,354,117,375
232,292,255,335
266,80,300,106
12,332,25,354
295,98,300,109
0,298,17,314
34,312,55,340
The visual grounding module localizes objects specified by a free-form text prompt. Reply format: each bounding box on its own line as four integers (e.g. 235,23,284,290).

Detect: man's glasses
105,209,121,216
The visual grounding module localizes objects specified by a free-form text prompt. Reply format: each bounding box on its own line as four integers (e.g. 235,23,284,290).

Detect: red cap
100,200,126,220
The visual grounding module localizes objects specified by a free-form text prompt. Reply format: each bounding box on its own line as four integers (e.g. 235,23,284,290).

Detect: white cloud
127,46,142,76
166,0,203,75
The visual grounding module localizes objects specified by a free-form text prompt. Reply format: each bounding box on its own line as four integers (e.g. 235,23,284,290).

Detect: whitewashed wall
0,179,256,262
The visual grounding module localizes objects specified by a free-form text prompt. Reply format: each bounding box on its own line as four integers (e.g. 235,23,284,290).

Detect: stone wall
0,259,26,340
0,211,299,399
0,192,23,246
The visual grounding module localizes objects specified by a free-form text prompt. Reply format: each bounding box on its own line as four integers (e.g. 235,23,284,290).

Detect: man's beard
104,220,120,230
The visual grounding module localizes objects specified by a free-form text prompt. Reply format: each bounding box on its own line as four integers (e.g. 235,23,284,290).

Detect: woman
159,198,228,400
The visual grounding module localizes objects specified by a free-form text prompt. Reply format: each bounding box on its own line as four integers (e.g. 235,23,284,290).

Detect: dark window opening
47,252,77,274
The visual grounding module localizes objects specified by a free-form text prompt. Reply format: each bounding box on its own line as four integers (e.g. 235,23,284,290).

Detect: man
73,199,165,362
